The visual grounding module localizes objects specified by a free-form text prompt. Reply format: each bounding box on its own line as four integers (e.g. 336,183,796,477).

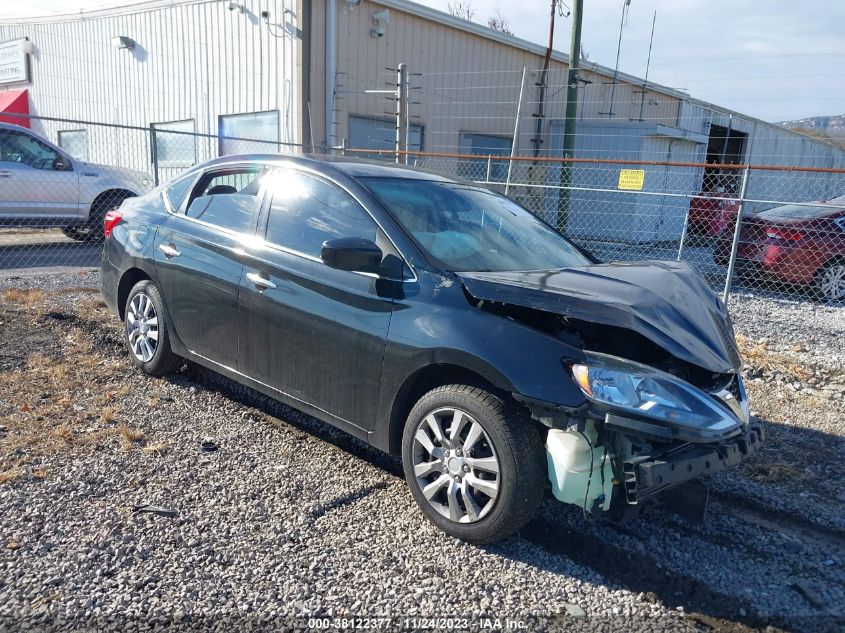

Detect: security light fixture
111,36,135,50
371,8,389,37
19,40,35,55
228,1,246,12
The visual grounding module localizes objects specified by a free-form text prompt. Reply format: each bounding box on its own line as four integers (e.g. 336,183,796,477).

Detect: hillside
778,114,845,150
779,114,845,138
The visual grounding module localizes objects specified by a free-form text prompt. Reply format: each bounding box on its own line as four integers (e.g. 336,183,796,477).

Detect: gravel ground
0,270,843,633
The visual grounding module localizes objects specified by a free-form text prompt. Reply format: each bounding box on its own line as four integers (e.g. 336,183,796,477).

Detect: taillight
765,228,804,241
103,209,123,239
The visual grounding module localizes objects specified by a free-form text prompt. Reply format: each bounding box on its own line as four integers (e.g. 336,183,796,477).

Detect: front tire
124,280,181,376
401,385,545,544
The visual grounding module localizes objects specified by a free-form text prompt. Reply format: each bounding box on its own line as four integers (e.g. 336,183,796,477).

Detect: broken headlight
570,353,742,438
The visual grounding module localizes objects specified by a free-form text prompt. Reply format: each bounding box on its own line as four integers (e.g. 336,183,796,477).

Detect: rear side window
263,169,378,258
165,173,196,211
184,166,264,233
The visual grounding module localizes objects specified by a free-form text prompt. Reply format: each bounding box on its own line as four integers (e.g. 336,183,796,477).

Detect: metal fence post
149,125,160,186
505,67,527,196
722,165,751,305
486,155,493,182
395,63,407,165
676,206,690,260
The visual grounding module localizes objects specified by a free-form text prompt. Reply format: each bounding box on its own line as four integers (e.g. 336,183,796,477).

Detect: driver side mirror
53,155,72,171
321,237,383,274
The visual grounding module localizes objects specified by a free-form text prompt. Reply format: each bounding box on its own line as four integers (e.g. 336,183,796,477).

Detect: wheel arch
384,362,513,456
116,267,152,320
89,188,137,218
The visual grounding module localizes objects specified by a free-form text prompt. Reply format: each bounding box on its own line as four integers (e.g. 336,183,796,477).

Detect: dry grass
0,468,24,484
736,334,812,381
118,426,145,452
743,461,809,483
142,442,169,455
1,288,45,306
0,289,161,483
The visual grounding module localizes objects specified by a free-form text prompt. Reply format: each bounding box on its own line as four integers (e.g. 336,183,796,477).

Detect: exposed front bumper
621,424,765,503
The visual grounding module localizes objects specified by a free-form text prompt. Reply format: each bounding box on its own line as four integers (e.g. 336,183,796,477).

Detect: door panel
237,167,396,428
152,164,265,367
238,246,394,427
153,217,246,366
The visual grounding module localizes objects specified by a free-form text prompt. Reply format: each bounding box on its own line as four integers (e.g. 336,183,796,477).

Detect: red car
688,189,741,237
715,197,845,300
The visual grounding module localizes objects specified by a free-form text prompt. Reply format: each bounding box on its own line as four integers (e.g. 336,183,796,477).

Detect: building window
218,111,280,156
152,119,196,167
57,129,88,161
458,132,512,182
348,115,424,161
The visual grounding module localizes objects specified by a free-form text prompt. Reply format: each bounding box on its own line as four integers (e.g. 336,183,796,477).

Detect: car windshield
360,177,591,272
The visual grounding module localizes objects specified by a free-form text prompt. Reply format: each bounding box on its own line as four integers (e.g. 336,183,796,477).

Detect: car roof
199,153,458,183
0,122,35,133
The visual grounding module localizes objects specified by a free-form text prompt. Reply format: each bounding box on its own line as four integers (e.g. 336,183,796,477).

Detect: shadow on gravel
165,363,405,480
0,241,101,271
170,358,845,633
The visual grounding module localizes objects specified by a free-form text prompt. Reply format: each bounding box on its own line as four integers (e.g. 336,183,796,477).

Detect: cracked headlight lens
571,353,741,437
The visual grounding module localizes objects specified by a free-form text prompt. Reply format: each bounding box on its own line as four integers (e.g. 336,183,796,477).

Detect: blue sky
2,0,842,122
416,0,845,122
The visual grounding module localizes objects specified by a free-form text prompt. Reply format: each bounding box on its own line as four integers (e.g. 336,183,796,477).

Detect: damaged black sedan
101,156,763,544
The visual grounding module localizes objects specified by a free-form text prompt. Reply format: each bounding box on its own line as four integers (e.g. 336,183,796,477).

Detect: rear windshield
759,200,843,220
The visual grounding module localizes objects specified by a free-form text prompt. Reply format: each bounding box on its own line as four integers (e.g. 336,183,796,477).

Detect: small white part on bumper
546,428,613,511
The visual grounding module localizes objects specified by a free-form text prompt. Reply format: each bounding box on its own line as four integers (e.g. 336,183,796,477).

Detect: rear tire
401,384,545,544
62,225,86,241
814,259,845,302
124,280,181,376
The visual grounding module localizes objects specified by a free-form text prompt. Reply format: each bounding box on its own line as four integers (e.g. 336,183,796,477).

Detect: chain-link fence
0,113,308,270
1,113,843,307
347,148,845,305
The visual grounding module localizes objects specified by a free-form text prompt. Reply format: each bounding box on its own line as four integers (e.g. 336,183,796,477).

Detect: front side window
152,119,196,167
184,166,264,233
0,130,62,170
57,129,88,161
219,111,280,156
361,177,590,273
263,169,378,259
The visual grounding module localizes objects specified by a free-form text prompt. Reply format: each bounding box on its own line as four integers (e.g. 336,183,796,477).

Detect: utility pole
530,0,558,159
557,0,583,232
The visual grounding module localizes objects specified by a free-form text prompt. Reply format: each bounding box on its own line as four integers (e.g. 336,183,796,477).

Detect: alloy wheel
126,293,159,362
411,407,501,524
820,264,845,301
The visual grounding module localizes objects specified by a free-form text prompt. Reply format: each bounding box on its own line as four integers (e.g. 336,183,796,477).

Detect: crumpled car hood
457,260,742,374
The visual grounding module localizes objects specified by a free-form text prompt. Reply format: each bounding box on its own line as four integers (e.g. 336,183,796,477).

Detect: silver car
0,123,153,240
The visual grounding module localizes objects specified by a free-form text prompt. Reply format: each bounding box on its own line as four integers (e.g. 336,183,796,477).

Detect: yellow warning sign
618,169,645,191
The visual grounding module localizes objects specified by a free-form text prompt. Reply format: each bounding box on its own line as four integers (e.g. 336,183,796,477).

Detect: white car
0,122,153,241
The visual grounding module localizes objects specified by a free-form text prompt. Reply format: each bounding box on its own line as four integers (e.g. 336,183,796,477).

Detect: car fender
371,277,588,452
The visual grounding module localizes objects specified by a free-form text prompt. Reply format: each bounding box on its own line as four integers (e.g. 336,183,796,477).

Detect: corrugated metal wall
310,0,682,155
0,0,297,174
